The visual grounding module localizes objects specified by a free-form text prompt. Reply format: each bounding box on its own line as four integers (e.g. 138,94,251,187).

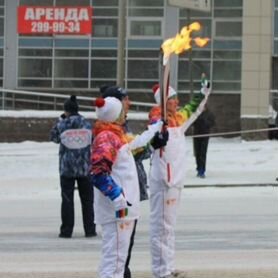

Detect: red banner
17,6,93,35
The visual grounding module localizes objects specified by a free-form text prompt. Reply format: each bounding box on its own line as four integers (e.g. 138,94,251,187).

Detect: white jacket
94,121,163,224
149,93,209,189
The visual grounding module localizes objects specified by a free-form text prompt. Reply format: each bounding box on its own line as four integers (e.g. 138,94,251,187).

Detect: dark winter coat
123,121,151,201
193,109,215,136
50,114,92,177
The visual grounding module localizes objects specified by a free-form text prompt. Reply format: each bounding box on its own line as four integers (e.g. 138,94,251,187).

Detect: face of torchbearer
166,96,179,115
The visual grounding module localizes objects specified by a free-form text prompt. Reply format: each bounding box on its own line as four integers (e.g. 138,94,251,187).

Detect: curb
184,183,278,188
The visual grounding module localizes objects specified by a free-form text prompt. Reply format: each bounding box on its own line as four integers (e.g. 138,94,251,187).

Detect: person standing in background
193,104,215,178
50,95,96,238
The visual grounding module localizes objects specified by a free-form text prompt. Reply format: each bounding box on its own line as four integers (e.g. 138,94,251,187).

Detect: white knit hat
95,97,123,123
152,84,177,104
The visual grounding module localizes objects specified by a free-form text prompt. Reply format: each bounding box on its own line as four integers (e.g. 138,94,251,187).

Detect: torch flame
194,37,210,47
162,22,210,63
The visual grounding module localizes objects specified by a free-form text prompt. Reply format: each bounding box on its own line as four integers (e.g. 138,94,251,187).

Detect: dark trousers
193,137,209,174
60,176,95,236
124,219,138,278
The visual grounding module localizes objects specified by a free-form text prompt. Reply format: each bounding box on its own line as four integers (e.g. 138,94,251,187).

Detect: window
19,49,52,56
272,57,278,90
275,10,278,37
94,8,118,17
54,59,88,78
130,20,162,37
128,60,158,79
214,0,242,8
56,0,90,5
54,80,88,88
91,49,117,57
213,50,241,59
128,8,163,17
18,43,53,88
212,82,241,91
18,79,52,87
178,81,210,91
274,41,278,56
214,10,242,18
128,0,164,17
93,18,118,37
0,59,3,77
127,80,157,90
93,0,118,6
18,59,52,78
273,2,278,55
178,60,211,80
91,59,116,78
19,0,53,4
213,61,241,80
129,0,164,7
128,49,158,58
0,17,3,37
15,1,119,90
55,49,89,57
215,21,242,37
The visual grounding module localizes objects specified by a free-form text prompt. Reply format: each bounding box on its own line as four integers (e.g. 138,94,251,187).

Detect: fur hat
95,97,123,123
64,95,78,114
152,84,177,105
100,85,127,101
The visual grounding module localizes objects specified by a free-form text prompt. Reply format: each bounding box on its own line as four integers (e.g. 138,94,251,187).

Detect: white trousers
149,183,181,278
98,220,135,278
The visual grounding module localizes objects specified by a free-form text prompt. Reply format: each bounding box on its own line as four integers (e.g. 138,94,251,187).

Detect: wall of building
0,0,277,140
1,0,244,95
0,117,148,142
0,94,241,142
241,0,273,140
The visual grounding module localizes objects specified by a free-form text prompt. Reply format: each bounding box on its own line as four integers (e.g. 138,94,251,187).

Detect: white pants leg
149,183,181,278
98,220,135,278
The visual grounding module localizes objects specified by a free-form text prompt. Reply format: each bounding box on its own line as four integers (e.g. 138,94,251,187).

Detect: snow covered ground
0,137,277,200
1,109,278,187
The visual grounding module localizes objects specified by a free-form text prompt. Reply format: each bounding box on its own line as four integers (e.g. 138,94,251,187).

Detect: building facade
0,0,277,137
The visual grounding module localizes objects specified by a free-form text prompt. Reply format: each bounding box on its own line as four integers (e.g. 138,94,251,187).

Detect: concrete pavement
0,182,278,278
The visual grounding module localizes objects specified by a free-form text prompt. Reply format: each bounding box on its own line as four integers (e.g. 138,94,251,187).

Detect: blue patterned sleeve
50,119,63,143
90,173,122,201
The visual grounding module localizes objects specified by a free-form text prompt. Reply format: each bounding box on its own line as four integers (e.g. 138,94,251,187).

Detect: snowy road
0,186,278,277
0,139,278,277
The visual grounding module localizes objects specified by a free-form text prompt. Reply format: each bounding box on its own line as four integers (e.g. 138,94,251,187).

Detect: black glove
150,130,169,150
60,113,66,119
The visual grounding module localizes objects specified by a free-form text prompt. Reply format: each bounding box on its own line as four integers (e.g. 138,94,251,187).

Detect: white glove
113,194,129,218
113,194,128,211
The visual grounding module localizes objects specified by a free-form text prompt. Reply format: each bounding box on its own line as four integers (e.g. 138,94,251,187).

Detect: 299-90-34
31,21,81,33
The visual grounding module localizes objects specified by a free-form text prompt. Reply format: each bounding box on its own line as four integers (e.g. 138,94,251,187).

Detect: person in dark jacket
50,95,96,238
193,104,215,178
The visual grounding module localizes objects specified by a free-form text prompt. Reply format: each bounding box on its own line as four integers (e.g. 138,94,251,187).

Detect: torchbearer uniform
149,81,210,278
91,97,163,278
